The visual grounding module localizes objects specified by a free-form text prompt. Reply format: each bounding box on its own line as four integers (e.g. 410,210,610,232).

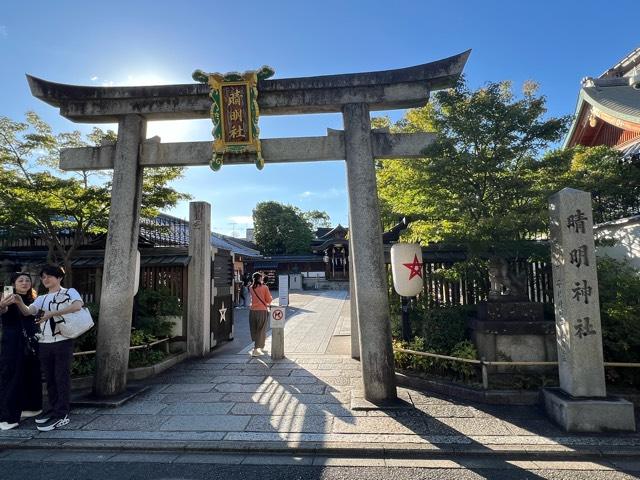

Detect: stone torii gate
27,51,469,403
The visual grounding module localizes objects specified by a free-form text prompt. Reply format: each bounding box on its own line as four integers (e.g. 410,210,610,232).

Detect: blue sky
2,1,639,236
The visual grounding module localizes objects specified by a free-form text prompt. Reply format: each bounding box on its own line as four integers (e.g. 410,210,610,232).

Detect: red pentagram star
402,254,423,280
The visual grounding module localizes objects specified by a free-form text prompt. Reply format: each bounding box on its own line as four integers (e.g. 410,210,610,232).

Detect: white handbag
52,288,95,339
57,307,94,339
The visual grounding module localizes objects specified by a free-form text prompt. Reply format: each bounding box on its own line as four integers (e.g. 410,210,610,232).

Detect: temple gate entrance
27,51,470,403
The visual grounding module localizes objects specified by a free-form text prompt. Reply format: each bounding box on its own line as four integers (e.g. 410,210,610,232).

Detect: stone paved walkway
0,290,638,460
238,290,349,355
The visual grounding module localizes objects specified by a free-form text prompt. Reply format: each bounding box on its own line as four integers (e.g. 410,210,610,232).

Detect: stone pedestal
543,388,636,432
478,301,544,322
471,301,556,368
471,319,557,364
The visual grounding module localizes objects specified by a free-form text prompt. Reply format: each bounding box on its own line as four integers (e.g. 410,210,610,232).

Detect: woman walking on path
0,272,43,431
15,265,83,432
249,272,272,356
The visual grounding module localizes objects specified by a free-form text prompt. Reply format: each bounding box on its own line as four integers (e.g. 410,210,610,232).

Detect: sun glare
146,119,210,143
98,72,211,143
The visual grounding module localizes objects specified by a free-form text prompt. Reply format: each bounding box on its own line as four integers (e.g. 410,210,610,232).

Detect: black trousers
0,349,43,424
39,340,74,418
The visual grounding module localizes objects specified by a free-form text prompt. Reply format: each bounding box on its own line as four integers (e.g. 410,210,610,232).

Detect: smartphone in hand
3,286,14,300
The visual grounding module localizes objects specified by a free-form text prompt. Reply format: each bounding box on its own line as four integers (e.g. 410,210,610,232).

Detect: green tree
535,145,640,224
303,210,331,230
376,79,570,257
253,201,314,255
0,112,191,285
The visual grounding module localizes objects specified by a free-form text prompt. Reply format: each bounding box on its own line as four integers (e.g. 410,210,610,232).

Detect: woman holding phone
0,272,43,430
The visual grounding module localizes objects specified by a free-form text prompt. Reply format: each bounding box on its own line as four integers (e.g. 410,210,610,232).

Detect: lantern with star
390,243,424,297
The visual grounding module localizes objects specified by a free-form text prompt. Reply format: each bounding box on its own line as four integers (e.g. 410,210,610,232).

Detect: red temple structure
565,47,640,163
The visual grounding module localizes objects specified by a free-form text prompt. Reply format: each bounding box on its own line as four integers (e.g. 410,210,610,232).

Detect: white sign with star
219,302,227,323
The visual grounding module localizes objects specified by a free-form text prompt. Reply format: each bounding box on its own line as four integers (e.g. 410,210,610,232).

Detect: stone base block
470,319,557,370
351,390,412,411
543,387,636,432
71,385,149,408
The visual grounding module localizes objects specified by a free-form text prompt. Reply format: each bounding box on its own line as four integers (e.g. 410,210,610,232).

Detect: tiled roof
581,83,640,125
210,232,261,257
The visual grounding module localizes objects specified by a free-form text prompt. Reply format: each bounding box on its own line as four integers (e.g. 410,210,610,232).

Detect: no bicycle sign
270,307,286,328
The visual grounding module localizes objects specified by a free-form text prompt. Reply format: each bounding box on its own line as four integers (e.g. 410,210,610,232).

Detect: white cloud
228,216,253,225
0,26,7,37
298,188,345,199
90,75,98,81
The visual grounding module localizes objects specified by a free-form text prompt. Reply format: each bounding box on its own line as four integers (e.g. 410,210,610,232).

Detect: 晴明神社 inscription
549,188,606,397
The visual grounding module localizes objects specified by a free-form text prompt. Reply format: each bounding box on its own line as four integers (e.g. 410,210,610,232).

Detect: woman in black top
0,272,43,430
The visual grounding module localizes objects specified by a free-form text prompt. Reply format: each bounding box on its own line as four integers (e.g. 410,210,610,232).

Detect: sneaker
0,422,19,431
36,415,69,432
34,410,53,424
21,410,43,419
250,349,259,357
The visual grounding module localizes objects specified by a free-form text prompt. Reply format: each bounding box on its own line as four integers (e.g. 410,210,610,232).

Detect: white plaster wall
594,216,640,269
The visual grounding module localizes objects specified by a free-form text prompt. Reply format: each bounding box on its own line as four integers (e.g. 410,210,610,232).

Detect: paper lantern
391,243,424,297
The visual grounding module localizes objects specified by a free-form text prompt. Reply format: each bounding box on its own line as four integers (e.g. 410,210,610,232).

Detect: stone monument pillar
545,188,635,432
187,201,212,357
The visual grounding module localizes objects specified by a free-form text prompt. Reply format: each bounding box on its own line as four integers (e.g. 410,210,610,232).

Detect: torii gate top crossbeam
26,51,470,123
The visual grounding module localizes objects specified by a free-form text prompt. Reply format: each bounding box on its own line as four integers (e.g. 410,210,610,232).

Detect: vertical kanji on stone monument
548,188,606,398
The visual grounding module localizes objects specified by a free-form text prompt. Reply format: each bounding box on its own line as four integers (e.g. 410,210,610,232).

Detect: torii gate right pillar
343,103,397,403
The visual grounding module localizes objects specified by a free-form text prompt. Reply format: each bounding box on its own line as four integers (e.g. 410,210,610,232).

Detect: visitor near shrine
14,265,84,431
248,272,272,356
0,272,42,431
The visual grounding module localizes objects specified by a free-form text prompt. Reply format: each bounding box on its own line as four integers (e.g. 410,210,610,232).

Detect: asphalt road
1,462,636,480
0,452,637,480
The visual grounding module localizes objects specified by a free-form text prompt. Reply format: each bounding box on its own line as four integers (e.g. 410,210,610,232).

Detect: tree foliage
535,145,640,224
253,202,316,255
303,209,331,229
0,112,191,285
377,79,570,255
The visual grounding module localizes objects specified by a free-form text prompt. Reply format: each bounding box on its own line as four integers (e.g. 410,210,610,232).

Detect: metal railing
393,347,640,390
73,337,173,357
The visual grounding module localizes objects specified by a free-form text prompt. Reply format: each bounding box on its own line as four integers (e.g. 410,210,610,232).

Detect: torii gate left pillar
94,115,145,396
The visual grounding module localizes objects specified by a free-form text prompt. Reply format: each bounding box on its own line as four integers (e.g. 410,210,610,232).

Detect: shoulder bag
55,288,95,339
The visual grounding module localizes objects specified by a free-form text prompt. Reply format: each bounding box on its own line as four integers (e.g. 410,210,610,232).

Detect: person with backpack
14,265,83,431
248,272,272,356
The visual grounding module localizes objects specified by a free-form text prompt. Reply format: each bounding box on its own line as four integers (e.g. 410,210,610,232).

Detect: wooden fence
73,265,188,309
140,266,187,301
390,257,553,307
